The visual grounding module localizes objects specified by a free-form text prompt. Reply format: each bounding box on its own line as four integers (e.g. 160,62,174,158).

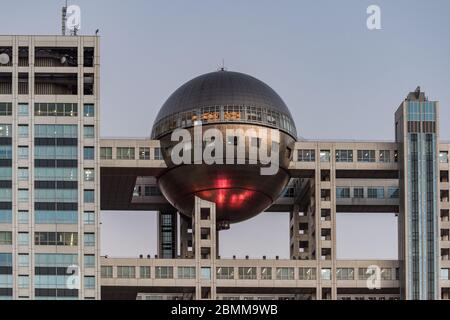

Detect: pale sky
3,0,449,259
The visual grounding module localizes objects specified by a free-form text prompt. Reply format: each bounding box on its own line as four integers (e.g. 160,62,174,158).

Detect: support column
157,210,178,259
193,196,217,300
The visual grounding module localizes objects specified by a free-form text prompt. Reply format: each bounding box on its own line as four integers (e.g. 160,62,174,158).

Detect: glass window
298,149,315,162
321,268,332,280
368,187,385,199
440,151,449,163
0,103,12,116
0,231,12,245
18,254,29,267
84,147,94,160
0,124,12,137
84,190,94,203
101,266,113,278
238,267,257,280
387,187,399,199
276,267,294,280
18,275,29,289
84,233,95,246
18,167,29,181
84,276,95,289
357,150,375,162
440,268,450,280
336,268,354,280
201,267,211,280
83,104,94,117
83,125,95,138
299,267,316,280
84,255,95,268
84,168,94,181
18,124,28,138
34,232,78,246
117,147,135,160
18,232,29,245
139,147,150,160
216,267,234,280
18,103,29,116
379,150,391,163
381,268,392,281
18,211,29,224
18,189,29,202
358,268,371,280
336,150,353,162
140,266,151,279
154,147,163,160
320,150,330,162
353,187,364,198
177,266,195,279
100,147,112,159
336,187,350,198
155,266,173,279
34,103,77,117
260,267,272,280
18,146,29,160
83,211,95,225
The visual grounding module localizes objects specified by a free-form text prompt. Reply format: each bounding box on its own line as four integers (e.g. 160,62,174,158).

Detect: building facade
0,35,449,300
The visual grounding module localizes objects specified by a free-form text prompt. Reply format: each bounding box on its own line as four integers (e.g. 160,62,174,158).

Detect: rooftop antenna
219,58,226,71
62,0,68,36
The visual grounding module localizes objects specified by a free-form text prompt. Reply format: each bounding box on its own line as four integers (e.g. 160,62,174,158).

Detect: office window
18,124,28,138
139,147,150,160
387,187,399,199
298,149,315,162
0,124,11,137
18,211,29,224
0,103,12,116
18,275,29,289
83,125,95,138
84,255,95,268
320,150,330,162
238,267,257,280
84,147,94,160
368,187,384,199
84,190,94,203
84,276,95,289
336,150,353,162
100,147,112,159
201,267,211,280
18,189,29,202
84,168,94,181
276,267,294,280
18,232,29,246
441,268,450,280
336,187,350,199
17,167,29,181
117,147,135,160
34,103,77,117
101,266,113,278
357,150,375,162
216,267,234,280
34,232,78,246
18,103,29,116
18,146,29,159
299,267,316,280
353,187,364,199
155,266,173,279
18,254,29,267
84,233,95,246
379,150,391,163
394,150,398,162
440,151,449,164
358,268,371,280
83,104,94,117
0,231,12,245
260,267,272,280
140,266,151,279
321,268,332,280
83,211,95,225
336,268,354,280
178,266,195,279
381,268,392,281
154,147,163,160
